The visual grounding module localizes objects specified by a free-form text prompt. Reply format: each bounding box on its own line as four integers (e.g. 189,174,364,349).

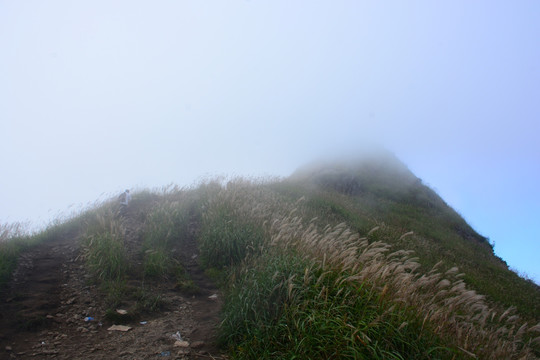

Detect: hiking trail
0,207,225,360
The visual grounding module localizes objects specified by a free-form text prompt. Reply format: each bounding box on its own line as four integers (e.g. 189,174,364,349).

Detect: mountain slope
1,153,539,359
0,198,225,359
286,151,538,319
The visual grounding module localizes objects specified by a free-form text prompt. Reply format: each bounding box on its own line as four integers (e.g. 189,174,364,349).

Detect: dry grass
0,222,28,243
80,207,128,282
198,179,538,358
198,178,293,268
269,211,540,359
0,222,33,287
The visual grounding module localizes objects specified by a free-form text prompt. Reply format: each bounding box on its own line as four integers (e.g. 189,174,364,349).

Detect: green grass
81,190,200,314
83,211,127,282
140,190,193,278
273,172,540,320
199,208,265,269
199,178,540,359
0,234,31,287
142,249,173,278
198,181,273,269
220,232,454,359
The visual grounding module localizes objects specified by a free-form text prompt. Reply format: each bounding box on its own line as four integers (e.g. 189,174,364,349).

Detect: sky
1,1,539,282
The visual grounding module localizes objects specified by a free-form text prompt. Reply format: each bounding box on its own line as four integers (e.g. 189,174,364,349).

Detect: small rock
208,294,218,300
65,297,76,305
107,325,132,332
5,346,12,351
174,340,190,348
116,309,128,315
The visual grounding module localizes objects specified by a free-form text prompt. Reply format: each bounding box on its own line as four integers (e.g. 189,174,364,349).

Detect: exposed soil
0,207,225,360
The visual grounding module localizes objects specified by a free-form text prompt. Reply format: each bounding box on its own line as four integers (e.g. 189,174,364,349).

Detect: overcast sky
1,1,539,282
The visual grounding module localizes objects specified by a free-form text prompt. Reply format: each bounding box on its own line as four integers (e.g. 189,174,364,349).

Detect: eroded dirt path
0,232,78,343
0,209,225,360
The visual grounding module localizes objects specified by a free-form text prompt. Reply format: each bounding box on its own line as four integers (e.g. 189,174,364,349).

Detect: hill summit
293,151,489,244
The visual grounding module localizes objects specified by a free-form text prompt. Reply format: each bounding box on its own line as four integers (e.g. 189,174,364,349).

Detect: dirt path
0,210,225,360
0,232,78,340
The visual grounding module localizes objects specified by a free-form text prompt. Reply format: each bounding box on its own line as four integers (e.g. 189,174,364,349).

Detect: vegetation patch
198,178,539,359
83,212,128,282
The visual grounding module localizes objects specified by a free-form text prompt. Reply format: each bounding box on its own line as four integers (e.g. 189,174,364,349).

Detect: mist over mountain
293,150,490,244
285,152,539,315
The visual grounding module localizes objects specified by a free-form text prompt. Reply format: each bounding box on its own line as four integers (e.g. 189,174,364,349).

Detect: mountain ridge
1,154,538,359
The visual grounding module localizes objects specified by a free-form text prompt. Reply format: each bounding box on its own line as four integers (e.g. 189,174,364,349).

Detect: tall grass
79,191,181,311
0,223,33,287
266,213,539,358
141,189,192,279
197,180,539,359
82,209,127,282
274,177,540,319
198,178,287,269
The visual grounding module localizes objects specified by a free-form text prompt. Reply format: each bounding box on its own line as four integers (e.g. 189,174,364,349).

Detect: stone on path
107,325,132,332
174,340,190,348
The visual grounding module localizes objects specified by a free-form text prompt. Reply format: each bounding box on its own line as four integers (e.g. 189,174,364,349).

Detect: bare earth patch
0,214,225,360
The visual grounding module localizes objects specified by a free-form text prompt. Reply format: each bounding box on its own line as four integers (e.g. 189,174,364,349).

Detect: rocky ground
0,210,226,360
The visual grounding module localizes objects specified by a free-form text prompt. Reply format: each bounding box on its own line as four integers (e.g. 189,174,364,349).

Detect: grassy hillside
285,152,539,319
1,155,539,359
